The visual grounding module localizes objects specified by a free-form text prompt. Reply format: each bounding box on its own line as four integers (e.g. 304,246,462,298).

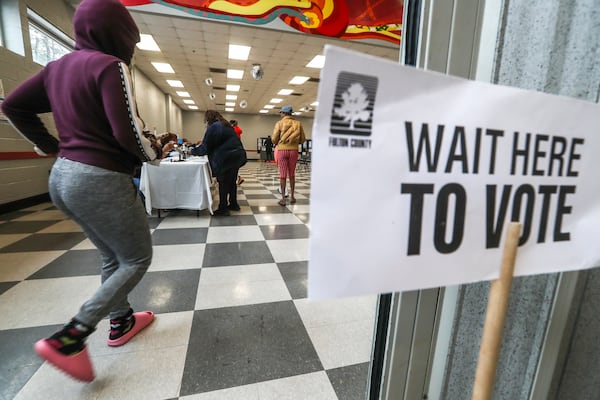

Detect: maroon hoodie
1,0,159,174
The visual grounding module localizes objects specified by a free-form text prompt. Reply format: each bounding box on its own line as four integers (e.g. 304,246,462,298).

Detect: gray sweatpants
49,157,152,327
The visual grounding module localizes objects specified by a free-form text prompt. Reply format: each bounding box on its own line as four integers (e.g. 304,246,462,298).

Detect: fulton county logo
329,72,377,149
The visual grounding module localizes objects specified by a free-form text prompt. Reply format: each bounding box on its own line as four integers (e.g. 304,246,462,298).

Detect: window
0,0,25,55
27,8,74,66
0,7,4,47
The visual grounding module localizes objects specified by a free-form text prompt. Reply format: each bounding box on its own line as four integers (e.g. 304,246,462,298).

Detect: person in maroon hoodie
1,0,160,382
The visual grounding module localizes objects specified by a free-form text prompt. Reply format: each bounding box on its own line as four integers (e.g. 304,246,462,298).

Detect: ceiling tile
122,8,400,114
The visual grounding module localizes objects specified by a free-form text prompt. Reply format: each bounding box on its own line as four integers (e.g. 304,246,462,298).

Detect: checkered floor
0,161,376,400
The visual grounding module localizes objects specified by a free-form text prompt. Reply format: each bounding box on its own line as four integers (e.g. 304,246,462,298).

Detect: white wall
133,69,168,133
133,68,183,135
167,95,183,135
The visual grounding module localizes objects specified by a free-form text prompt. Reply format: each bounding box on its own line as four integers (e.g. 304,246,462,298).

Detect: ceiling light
227,69,244,79
209,92,216,100
151,62,174,73
225,107,234,112
166,80,184,88
225,102,236,107
278,89,293,95
205,77,213,86
239,100,248,108
226,84,240,92
259,110,269,114
306,55,325,69
226,94,238,100
176,91,190,97
183,99,195,105
136,34,160,51
311,101,319,106
264,105,275,109
270,98,283,104
188,105,199,110
289,76,309,85
228,44,251,60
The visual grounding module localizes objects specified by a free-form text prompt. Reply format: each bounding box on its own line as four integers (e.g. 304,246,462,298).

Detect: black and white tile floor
0,162,376,400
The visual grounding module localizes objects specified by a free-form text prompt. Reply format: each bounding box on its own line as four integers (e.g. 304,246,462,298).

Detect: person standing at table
193,110,247,215
230,119,243,139
265,135,274,163
230,119,245,185
272,105,305,206
1,0,160,382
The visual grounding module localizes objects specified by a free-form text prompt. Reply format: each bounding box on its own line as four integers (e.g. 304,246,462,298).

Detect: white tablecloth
139,156,214,215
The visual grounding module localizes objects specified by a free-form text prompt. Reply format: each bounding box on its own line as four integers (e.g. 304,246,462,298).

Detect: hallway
0,161,376,399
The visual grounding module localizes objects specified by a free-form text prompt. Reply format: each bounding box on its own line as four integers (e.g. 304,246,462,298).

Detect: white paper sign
308,45,600,299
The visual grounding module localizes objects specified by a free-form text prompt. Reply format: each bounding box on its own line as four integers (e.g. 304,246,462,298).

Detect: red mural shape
120,0,403,45
345,0,403,42
280,0,350,38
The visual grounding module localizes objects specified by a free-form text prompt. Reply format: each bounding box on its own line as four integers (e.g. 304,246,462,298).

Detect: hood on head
74,0,140,64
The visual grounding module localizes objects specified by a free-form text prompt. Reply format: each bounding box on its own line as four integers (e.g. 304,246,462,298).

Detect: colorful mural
121,0,403,45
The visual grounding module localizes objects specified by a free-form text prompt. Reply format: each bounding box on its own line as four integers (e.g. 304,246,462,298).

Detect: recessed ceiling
66,1,401,116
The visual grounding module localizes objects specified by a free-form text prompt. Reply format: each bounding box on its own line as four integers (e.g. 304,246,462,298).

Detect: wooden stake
472,222,522,400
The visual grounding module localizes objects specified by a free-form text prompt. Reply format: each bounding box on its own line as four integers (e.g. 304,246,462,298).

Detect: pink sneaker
107,311,154,347
34,339,95,382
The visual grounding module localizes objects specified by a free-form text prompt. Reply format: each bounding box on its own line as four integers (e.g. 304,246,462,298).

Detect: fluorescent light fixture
306,55,325,68
226,94,238,100
228,44,251,60
188,105,199,110
136,34,160,51
151,62,175,73
176,91,190,97
183,99,195,105
270,98,283,104
259,110,269,114
311,101,319,106
226,84,240,92
166,80,184,88
227,69,244,79
289,76,309,85
263,104,275,109
225,102,236,107
225,107,234,112
278,89,293,95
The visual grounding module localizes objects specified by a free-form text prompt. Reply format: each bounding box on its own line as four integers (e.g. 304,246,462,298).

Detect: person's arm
100,62,161,161
191,124,216,156
161,141,176,157
1,70,59,156
299,122,306,144
271,121,281,145
191,140,208,156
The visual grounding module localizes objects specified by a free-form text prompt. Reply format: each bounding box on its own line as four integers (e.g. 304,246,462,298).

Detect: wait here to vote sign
308,45,600,299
